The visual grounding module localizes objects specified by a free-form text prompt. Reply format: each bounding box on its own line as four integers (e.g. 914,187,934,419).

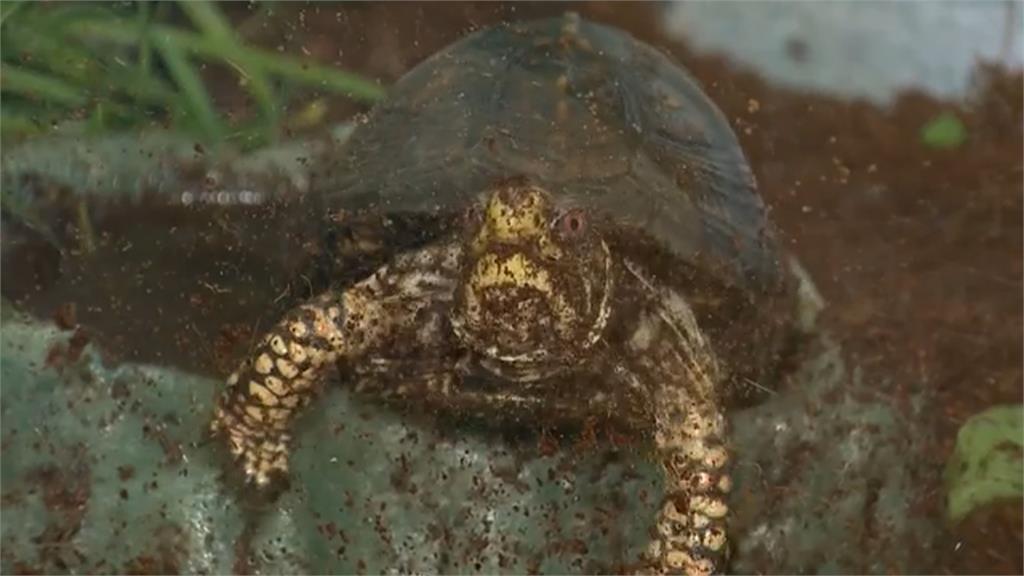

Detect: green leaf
921,112,967,149
135,0,156,74
177,0,279,140
0,110,45,139
2,23,103,85
2,3,384,148
0,64,88,106
945,404,1024,523
151,31,225,143
69,18,385,102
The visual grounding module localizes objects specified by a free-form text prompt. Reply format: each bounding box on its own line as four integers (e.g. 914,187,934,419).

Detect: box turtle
212,13,795,575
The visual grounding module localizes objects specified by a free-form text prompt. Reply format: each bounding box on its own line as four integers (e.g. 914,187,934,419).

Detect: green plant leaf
0,64,88,106
0,110,45,139
2,3,383,148
921,112,967,149
178,0,279,139
945,404,1024,523
151,31,225,143
2,23,103,85
69,18,385,102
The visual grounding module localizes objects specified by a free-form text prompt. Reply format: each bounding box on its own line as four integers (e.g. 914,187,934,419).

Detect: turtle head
451,179,613,381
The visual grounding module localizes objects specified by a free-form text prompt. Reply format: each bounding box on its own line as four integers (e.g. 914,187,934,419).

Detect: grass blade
71,18,385,102
151,31,225,143
177,0,278,140
1,110,46,139
0,64,87,106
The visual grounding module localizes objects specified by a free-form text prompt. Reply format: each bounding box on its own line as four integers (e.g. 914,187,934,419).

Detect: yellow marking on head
472,187,563,260
465,252,579,340
487,188,545,240
472,253,553,293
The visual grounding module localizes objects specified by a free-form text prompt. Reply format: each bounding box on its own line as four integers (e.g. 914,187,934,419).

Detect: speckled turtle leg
649,372,729,576
211,243,462,485
622,260,731,576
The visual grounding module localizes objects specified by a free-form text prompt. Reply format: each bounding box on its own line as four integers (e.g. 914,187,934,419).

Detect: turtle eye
555,209,587,239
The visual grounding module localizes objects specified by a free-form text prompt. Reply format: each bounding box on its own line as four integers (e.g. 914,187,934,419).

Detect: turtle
211,13,796,575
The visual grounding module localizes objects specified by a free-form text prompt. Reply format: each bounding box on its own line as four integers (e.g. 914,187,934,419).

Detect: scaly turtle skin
211,14,794,575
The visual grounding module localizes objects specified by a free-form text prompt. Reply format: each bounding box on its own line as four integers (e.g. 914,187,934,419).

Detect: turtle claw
243,461,286,488
219,438,292,500
233,436,291,488
210,406,293,490
644,535,721,576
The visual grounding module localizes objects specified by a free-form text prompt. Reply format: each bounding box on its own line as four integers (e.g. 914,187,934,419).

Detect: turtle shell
314,14,795,393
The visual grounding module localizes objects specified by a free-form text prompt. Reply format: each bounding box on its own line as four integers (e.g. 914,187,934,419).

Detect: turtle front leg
649,376,730,576
621,261,731,575
211,243,461,485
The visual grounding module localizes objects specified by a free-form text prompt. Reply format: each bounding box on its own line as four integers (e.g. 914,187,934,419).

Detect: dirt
3,2,1020,574
22,462,92,574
